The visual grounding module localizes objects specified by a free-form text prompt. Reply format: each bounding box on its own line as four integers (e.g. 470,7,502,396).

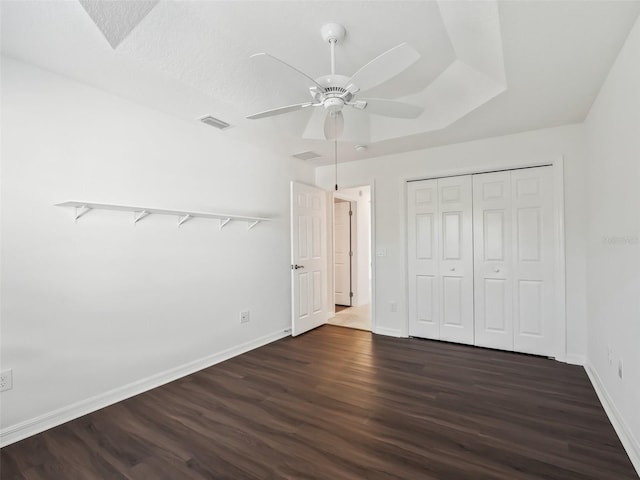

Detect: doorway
328,185,372,331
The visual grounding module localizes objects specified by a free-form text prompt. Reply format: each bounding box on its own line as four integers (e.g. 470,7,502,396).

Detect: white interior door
437,175,474,345
473,171,514,350
473,166,556,356
334,200,352,306
291,182,328,336
511,167,555,356
408,179,440,339
408,176,473,344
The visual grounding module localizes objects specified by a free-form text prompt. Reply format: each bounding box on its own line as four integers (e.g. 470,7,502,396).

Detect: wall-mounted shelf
55,201,269,230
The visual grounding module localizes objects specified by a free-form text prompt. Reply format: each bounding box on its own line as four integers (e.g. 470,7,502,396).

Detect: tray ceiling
2,0,639,164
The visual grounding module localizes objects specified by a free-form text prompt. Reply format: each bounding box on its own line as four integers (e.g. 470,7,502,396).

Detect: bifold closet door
408,179,439,339
438,176,474,344
473,171,514,350
408,176,473,344
473,166,556,356
511,167,555,356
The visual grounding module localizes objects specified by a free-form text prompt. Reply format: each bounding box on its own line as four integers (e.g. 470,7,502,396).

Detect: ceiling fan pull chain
334,140,338,191
334,114,338,191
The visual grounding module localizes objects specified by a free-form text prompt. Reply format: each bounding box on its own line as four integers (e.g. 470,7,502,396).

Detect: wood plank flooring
1,326,637,479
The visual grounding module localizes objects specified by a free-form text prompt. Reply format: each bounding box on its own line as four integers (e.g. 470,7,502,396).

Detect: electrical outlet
240,310,250,324
0,369,13,392
618,359,623,379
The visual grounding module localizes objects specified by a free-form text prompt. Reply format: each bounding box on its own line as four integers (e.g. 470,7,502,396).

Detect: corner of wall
585,363,640,474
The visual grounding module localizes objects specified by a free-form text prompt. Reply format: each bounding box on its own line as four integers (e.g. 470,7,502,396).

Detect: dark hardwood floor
1,325,637,479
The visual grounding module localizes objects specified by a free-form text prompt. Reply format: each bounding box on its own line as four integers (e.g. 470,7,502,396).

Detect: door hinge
349,251,353,256
349,210,353,216
349,292,354,298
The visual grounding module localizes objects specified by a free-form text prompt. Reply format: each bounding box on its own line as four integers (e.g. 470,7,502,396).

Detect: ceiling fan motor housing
313,74,355,112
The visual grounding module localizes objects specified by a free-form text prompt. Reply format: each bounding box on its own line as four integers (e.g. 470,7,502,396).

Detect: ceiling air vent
292,151,321,161
199,115,231,130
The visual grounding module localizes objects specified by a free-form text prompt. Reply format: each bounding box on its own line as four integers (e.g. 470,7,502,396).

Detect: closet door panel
408,180,440,339
473,171,514,350
512,167,555,356
438,175,474,345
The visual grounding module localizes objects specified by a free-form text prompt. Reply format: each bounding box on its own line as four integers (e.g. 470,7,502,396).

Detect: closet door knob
450,267,456,272
494,268,500,273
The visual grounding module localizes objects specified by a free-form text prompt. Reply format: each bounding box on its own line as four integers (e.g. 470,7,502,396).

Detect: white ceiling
2,1,639,165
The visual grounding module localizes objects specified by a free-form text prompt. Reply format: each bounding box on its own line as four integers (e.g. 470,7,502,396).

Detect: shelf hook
220,218,231,230
133,210,150,224
178,214,192,227
74,205,91,222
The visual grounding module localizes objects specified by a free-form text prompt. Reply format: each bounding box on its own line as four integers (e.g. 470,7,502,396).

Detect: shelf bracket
220,218,231,230
133,210,150,224
178,214,192,227
248,220,260,230
74,205,91,222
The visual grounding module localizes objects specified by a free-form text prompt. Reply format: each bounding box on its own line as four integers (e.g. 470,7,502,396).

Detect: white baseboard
585,363,640,476
374,326,404,338
0,329,289,447
565,353,586,365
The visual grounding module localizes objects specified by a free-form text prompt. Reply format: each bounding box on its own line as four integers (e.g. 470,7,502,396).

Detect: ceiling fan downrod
321,23,345,76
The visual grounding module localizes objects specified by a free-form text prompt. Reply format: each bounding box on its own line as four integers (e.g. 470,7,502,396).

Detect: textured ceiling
78,0,159,49
2,1,640,164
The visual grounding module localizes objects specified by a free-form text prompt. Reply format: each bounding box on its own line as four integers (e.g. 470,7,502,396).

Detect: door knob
292,264,305,270
450,267,456,272
494,268,500,273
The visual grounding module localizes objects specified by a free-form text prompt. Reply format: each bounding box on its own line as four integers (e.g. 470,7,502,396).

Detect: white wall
316,124,587,358
583,15,640,468
0,57,314,443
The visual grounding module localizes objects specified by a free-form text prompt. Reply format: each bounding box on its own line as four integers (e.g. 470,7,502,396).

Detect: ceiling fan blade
250,53,325,91
355,98,423,119
324,111,345,140
347,43,420,94
247,102,314,120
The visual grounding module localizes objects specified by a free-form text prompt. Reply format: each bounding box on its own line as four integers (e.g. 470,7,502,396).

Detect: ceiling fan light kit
246,22,424,141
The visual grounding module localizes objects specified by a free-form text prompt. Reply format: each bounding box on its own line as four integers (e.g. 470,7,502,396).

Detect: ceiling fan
246,23,424,140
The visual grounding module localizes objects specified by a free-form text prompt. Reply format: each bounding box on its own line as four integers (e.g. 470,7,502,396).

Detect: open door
291,182,328,336
334,200,353,306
